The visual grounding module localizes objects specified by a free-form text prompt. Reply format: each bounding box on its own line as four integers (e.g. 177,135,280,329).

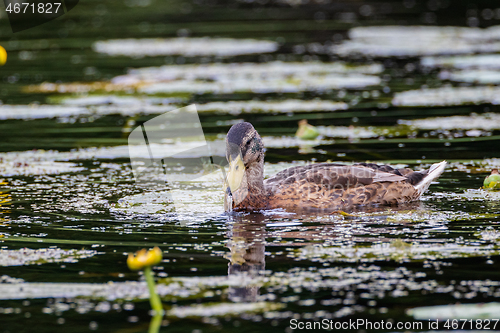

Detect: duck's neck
247,158,265,191
234,159,267,210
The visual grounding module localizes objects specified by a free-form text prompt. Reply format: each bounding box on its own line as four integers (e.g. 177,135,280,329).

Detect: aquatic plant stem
144,266,163,315
149,313,162,333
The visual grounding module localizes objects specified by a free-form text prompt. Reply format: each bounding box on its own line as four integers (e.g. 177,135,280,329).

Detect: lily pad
0,105,88,120
399,113,500,131
408,302,500,319
332,25,500,57
393,86,500,107
439,69,500,84
26,61,382,95
296,242,500,263
167,302,283,318
195,100,348,115
93,37,279,57
0,159,84,176
422,54,500,69
0,248,98,266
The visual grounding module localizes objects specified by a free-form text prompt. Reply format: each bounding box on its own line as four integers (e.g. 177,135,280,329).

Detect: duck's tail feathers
414,160,447,198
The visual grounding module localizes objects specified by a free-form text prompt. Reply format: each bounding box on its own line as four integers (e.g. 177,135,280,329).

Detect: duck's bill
227,154,245,192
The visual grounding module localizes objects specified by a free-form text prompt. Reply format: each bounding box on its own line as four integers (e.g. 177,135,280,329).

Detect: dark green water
2,0,500,332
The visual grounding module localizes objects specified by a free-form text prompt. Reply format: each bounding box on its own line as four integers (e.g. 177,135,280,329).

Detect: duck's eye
235,165,239,170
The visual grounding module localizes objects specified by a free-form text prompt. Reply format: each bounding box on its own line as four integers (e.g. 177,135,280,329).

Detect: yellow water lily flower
0,46,6,66
127,246,163,271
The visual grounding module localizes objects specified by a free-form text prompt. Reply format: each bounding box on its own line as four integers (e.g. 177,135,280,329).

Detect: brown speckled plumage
225,122,446,212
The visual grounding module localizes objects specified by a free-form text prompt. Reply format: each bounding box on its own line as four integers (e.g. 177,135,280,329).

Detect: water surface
2,0,500,332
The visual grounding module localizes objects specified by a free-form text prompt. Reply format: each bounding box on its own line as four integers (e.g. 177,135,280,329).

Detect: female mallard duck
224,122,446,212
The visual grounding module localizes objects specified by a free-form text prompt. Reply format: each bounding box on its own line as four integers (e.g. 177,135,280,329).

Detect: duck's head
225,122,265,207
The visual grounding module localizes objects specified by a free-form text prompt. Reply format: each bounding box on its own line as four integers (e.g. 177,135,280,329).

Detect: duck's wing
264,163,420,210
264,162,446,210
265,163,407,190
354,162,427,185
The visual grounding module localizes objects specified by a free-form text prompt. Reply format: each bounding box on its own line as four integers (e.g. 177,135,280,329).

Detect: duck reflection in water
223,201,431,303
225,214,266,303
